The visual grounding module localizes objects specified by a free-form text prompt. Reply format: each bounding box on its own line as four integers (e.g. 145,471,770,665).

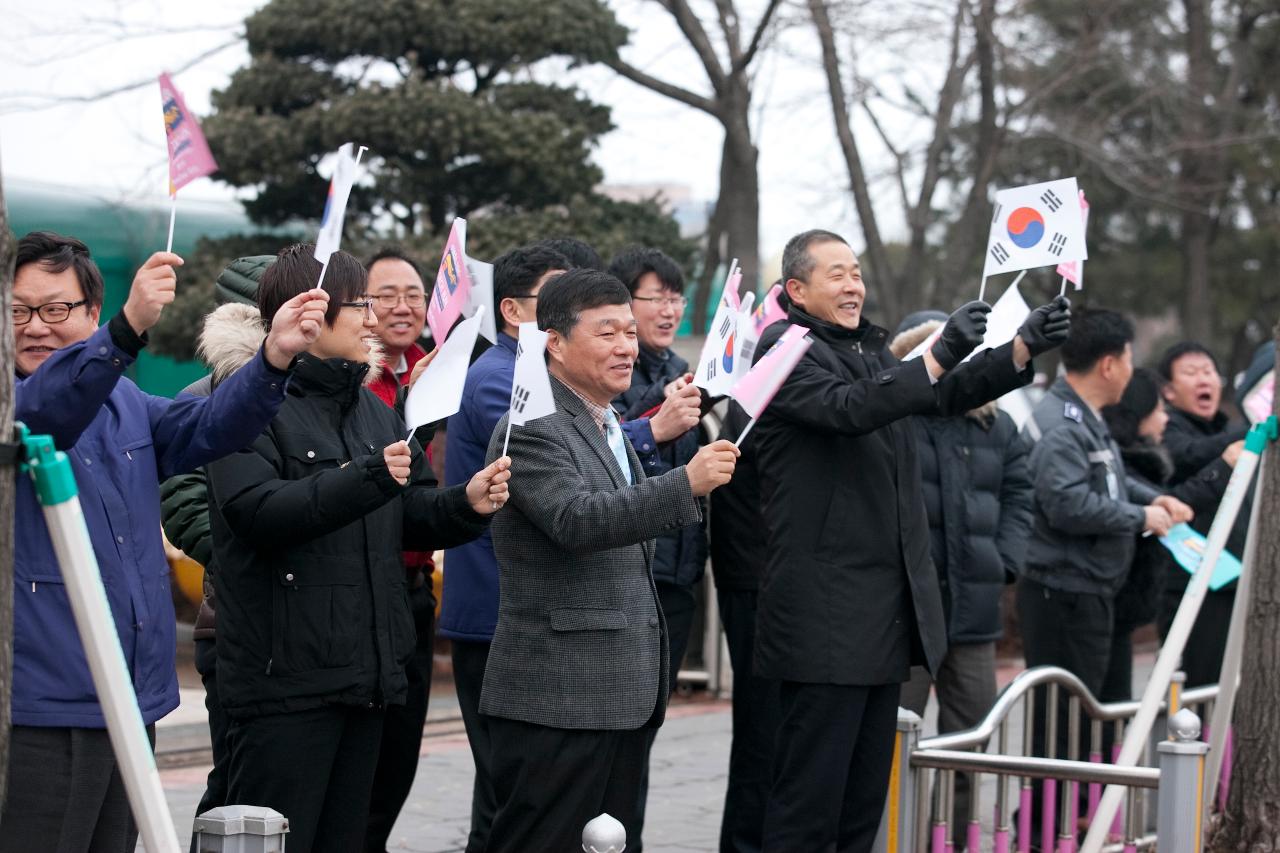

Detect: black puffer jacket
913,405,1032,643
208,353,488,717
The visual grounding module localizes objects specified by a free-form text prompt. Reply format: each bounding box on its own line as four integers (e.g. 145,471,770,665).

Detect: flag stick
316,260,330,290
734,417,757,447
164,194,177,254
501,418,514,458
1059,276,1068,297
355,145,368,166
978,276,988,303
406,424,419,444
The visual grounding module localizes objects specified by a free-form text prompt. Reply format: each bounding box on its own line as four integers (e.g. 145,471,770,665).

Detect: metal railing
876,666,1218,853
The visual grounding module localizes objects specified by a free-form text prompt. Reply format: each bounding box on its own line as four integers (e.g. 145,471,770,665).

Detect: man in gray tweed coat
481,268,740,852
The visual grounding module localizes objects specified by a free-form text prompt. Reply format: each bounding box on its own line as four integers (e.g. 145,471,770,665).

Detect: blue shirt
13,321,290,728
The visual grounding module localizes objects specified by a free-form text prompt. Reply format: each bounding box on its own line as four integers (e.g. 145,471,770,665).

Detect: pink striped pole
1087,751,1101,820
967,821,980,853
1218,727,1234,811
1109,744,1123,837
932,823,947,853
995,824,1011,853
1018,788,1032,853
1042,779,1057,853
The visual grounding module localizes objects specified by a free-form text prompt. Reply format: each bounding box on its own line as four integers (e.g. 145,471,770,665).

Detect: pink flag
751,284,788,336
731,324,813,419
427,219,475,344
158,72,218,195
1055,190,1090,288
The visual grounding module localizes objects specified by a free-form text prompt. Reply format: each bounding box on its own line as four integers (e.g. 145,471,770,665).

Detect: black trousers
632,579,699,853
190,637,231,852
761,681,901,853
364,586,435,852
1158,584,1235,688
1016,578,1114,844
0,724,155,853
485,716,651,853
716,587,780,853
452,639,496,853
226,705,385,853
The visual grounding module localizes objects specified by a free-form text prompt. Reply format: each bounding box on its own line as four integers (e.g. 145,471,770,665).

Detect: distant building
599,182,710,238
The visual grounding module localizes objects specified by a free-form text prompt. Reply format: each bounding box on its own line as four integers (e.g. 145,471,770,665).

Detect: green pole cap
17,421,80,505
1244,415,1278,454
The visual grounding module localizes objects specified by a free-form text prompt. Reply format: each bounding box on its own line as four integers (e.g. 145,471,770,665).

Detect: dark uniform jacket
751,307,1031,686
1022,378,1163,597
208,353,488,718
613,345,708,588
914,405,1033,644
708,401,767,592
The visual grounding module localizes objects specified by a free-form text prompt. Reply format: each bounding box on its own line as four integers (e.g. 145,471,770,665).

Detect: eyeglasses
632,295,688,309
340,299,375,315
370,292,426,309
13,300,89,326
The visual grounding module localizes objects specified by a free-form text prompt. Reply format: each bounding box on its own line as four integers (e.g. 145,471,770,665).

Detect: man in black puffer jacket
207,245,511,853
890,314,1033,848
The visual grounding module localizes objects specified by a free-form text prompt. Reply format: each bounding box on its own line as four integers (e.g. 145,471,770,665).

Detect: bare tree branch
0,39,240,115
659,0,730,94
735,0,784,74
604,58,720,116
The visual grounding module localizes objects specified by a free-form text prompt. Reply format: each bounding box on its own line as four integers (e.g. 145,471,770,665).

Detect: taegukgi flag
1055,189,1090,289
693,264,743,397
738,283,787,366
314,143,359,265
982,177,1088,279
509,322,556,427
428,218,475,345
158,72,218,195
404,306,486,432
731,323,813,419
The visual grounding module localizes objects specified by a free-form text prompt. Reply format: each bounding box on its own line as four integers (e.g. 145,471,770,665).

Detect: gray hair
781,229,849,285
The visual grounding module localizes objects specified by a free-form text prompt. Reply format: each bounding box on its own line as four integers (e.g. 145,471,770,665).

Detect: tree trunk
1210,324,1280,850
0,153,17,809
721,100,760,297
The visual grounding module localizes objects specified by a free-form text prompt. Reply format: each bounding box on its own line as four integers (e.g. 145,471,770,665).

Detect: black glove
930,301,991,370
1018,295,1072,357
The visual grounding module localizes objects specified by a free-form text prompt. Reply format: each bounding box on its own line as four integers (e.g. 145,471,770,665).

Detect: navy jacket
613,345,707,588
14,318,290,728
914,407,1032,643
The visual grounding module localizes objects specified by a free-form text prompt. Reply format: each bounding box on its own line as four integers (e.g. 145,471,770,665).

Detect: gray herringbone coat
480,377,702,730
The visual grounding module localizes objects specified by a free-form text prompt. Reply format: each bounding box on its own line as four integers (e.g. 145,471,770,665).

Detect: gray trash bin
193,805,289,853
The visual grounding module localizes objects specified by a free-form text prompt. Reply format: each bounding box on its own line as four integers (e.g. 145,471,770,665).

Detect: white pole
501,418,514,458
734,416,757,447
1080,445,1262,853
41,498,182,853
1059,275,1068,298
316,260,330,290
1203,449,1267,814
164,194,177,254
978,275,989,303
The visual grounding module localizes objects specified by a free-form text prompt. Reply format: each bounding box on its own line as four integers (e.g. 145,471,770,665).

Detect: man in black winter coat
752,229,1071,853
1156,342,1253,687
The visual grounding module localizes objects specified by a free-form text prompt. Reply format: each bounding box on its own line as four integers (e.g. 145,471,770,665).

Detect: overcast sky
0,0,940,269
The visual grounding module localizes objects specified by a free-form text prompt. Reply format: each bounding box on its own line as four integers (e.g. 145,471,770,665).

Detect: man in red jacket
366,247,431,407
363,246,436,852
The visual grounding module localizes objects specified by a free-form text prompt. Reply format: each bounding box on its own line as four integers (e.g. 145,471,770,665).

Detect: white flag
405,306,485,432
693,267,743,397
314,143,359,265
982,177,1088,278
464,256,497,345
734,291,760,369
509,322,556,427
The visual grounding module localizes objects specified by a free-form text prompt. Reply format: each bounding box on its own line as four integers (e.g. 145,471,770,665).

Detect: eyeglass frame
631,295,688,309
369,291,427,309
339,299,375,314
12,299,90,326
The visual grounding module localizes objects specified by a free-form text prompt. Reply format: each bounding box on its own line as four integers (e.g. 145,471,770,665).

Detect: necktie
603,408,634,485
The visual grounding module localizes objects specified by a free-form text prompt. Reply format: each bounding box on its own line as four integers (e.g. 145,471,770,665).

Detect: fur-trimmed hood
196,302,385,388
889,318,997,424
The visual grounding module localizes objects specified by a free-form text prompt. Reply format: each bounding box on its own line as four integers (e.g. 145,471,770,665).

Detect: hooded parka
208,352,488,717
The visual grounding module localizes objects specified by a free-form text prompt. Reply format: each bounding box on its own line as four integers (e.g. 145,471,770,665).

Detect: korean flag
982,178,1088,278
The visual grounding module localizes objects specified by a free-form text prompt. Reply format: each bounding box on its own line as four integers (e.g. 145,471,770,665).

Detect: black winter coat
613,345,708,588
752,308,1032,685
709,401,766,592
914,406,1032,644
208,354,488,718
